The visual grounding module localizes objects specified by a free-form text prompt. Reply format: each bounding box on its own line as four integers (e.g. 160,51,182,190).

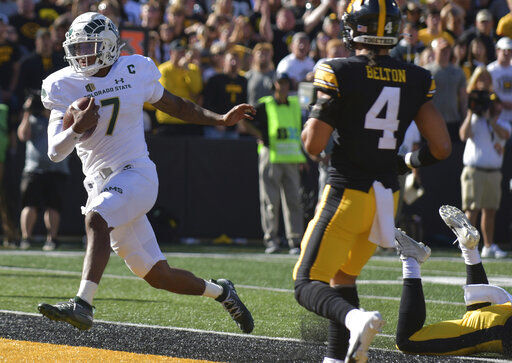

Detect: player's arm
47,99,99,162
302,90,335,156
400,101,451,172
152,89,255,126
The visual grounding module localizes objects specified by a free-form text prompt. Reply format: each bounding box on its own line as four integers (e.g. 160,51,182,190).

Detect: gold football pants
293,184,399,283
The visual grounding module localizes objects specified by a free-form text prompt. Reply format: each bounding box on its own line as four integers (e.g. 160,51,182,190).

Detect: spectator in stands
460,9,496,63
155,39,203,136
9,0,47,54
390,22,425,64
453,39,472,79
49,14,70,58
241,72,305,254
17,92,69,251
202,47,247,138
488,37,512,124
440,2,465,39
309,31,329,62
202,42,224,82
140,1,162,31
464,37,490,76
34,0,67,25
418,7,454,47
228,15,258,50
459,66,510,259
260,7,305,65
276,32,315,90
245,42,275,106
166,4,187,44
159,23,174,63
425,37,467,143
15,28,66,110
404,1,424,29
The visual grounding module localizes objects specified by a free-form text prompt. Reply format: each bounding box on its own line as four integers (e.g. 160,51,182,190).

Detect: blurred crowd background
1,0,512,254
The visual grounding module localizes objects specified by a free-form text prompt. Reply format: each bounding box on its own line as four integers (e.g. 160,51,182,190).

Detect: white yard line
0,265,467,305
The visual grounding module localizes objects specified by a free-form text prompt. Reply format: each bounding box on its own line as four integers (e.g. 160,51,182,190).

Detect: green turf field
0,245,511,352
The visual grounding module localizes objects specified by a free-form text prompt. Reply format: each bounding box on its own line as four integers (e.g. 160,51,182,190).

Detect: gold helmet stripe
377,0,386,36
346,0,357,14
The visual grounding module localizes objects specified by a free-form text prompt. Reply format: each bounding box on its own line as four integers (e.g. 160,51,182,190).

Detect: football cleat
38,297,94,330
439,205,480,250
213,279,254,334
394,228,431,264
345,311,385,363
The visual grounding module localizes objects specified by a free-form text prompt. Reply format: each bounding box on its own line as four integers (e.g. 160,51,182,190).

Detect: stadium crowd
0,0,512,255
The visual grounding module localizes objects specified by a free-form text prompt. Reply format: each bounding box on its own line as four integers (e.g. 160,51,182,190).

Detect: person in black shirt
293,0,452,361
203,47,248,138
8,0,48,54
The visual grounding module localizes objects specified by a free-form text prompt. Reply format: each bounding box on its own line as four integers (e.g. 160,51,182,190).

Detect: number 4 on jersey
364,86,400,150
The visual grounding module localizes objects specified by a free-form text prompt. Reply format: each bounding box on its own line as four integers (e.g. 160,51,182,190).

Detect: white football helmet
63,12,122,76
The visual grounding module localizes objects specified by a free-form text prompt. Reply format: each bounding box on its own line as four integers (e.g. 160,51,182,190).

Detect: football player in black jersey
292,0,452,361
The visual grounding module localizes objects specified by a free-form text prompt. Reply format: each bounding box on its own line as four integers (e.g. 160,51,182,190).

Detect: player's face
69,42,100,68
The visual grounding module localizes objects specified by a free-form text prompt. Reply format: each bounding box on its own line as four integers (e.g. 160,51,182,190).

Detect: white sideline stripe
1,310,507,362
0,265,466,306
1,250,509,264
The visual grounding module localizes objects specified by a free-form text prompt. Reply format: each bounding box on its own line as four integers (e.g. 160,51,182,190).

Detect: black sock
396,278,425,351
326,286,359,359
466,263,489,285
295,280,358,323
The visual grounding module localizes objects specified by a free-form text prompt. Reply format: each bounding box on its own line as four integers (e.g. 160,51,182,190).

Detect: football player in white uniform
37,12,255,333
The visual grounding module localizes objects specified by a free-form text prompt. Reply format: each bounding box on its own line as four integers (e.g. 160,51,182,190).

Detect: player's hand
221,104,256,126
72,97,100,134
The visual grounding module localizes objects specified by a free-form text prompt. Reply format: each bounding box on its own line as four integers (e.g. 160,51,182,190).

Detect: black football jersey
310,54,435,192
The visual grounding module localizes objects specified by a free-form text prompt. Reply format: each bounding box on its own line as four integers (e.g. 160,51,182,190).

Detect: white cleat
394,228,431,264
439,205,480,250
345,311,385,363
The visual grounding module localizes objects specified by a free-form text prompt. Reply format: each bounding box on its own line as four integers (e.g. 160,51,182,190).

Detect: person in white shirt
276,32,315,91
37,12,255,334
487,37,512,123
460,66,511,258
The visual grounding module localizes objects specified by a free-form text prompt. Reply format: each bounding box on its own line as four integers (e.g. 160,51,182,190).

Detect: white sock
402,257,421,279
344,308,365,331
460,245,481,265
77,280,98,305
202,280,223,299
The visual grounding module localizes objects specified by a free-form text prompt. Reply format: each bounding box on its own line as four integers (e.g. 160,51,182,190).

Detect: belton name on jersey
42,54,163,177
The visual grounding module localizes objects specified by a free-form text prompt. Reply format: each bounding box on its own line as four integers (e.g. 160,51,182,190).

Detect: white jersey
487,61,512,122
42,54,164,177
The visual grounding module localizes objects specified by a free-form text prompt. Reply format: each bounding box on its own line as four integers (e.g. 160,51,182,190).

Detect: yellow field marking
0,338,215,362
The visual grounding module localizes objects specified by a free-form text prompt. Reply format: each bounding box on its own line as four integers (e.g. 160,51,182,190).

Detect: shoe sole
38,303,92,330
345,315,385,363
439,205,480,249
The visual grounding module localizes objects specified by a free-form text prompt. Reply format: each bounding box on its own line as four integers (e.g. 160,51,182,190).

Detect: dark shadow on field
0,312,503,362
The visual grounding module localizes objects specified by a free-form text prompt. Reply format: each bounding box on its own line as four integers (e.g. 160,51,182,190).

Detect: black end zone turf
0,312,502,362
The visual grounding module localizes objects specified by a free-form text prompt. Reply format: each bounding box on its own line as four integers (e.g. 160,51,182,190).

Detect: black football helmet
342,0,402,49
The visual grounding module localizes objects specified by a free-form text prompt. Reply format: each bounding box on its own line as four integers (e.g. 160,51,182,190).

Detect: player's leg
113,215,253,333
293,185,383,362
280,163,303,253
393,228,430,351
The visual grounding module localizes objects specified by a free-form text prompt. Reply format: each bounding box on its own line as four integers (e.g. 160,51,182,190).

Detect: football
63,97,96,141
